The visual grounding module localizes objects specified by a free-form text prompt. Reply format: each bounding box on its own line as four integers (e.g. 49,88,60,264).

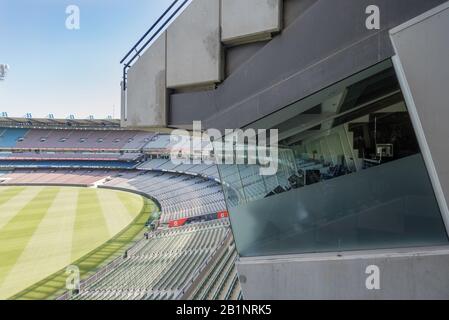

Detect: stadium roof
0,117,121,129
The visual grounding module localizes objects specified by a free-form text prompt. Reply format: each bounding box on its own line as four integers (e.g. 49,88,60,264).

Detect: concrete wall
166,0,222,89
225,42,267,78
283,0,317,29
169,0,447,130
223,0,316,88
237,247,449,299
123,0,292,127
221,0,282,45
390,2,449,235
123,33,167,128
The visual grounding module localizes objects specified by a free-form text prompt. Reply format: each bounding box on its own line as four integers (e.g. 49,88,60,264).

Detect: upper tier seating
143,135,172,151
0,128,29,148
0,128,155,151
122,132,156,150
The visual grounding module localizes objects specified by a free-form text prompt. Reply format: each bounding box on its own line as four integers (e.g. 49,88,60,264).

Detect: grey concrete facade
166,0,222,89
233,1,449,300
123,0,290,127
221,0,282,45
169,0,447,129
119,0,449,299
123,33,167,128
390,2,449,236
237,246,449,299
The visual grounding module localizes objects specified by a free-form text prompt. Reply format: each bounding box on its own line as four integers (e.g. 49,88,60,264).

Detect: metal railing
120,0,190,91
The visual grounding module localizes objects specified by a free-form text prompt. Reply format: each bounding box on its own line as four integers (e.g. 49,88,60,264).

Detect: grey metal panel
237,246,449,299
169,0,446,130
390,2,449,233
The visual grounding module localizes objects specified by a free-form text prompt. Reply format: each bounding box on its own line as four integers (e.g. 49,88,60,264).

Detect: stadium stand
70,220,239,300
0,160,139,169
122,131,156,150
137,159,219,179
0,117,120,129
1,167,227,223
11,129,154,150
0,152,142,161
0,128,29,147
0,122,241,300
185,241,241,300
143,134,172,152
104,171,226,223
137,158,170,170
0,128,151,169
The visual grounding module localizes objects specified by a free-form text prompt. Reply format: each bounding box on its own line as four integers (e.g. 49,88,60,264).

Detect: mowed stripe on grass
0,187,60,299
0,187,39,230
0,187,79,298
0,186,146,300
97,188,143,237
70,188,110,262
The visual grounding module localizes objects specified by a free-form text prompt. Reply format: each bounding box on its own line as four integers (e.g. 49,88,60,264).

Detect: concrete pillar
167,0,222,89
123,32,167,128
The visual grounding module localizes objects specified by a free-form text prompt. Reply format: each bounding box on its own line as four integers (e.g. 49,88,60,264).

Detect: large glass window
217,61,449,257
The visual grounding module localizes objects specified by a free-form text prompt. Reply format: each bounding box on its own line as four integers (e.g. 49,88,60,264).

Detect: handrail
120,0,190,90
120,0,180,64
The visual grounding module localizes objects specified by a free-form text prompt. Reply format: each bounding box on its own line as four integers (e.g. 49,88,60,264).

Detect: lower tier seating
71,220,238,300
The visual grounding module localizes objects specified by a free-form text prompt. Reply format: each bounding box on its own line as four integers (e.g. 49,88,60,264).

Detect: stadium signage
217,211,229,219
168,218,188,228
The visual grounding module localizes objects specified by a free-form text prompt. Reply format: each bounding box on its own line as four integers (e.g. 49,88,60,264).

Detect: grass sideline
8,195,159,300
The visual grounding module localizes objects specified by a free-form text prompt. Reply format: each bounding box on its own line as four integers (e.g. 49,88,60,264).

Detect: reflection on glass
218,61,449,257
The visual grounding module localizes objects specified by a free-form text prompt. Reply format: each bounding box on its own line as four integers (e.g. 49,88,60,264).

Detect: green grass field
0,186,157,300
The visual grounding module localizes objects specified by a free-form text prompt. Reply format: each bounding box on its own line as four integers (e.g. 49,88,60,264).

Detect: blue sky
0,0,174,119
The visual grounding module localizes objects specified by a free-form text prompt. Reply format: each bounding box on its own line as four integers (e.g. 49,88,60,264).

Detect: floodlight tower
0,64,9,81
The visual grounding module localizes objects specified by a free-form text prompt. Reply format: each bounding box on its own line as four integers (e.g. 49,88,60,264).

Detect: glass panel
217,61,449,257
